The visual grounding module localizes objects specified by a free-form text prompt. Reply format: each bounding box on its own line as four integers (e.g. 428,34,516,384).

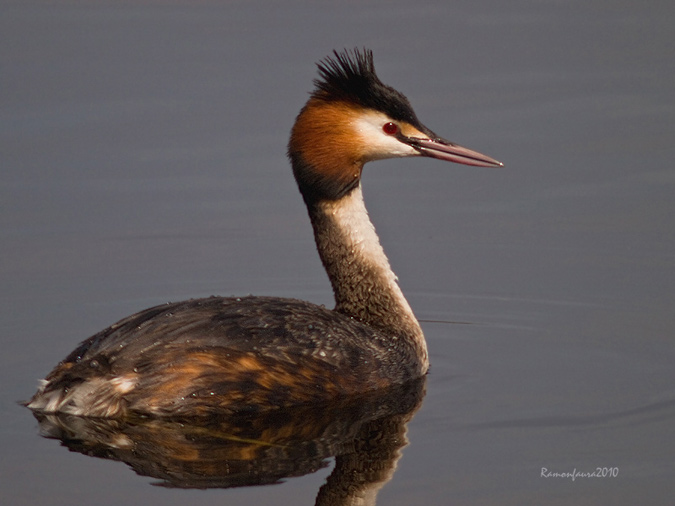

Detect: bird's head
288,49,502,205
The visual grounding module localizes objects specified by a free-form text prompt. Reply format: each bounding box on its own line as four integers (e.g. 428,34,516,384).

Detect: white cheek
352,113,420,160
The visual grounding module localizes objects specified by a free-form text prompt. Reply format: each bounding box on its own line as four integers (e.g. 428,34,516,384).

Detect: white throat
321,186,409,310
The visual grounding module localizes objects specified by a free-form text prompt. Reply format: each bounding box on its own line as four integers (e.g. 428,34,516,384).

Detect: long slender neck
307,185,428,367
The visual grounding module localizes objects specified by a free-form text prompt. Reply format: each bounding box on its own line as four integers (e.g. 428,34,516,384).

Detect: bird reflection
31,377,425,504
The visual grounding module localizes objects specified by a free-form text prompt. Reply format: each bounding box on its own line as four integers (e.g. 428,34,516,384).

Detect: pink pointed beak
409,137,503,168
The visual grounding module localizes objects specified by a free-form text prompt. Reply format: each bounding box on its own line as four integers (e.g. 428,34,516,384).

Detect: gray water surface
2,1,674,504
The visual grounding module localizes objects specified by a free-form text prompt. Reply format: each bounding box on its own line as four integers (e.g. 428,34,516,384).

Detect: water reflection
30,378,425,503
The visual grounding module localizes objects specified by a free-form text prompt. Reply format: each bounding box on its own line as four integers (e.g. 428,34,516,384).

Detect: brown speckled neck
308,185,428,372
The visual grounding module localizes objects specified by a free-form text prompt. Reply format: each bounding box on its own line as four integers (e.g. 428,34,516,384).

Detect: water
2,1,674,504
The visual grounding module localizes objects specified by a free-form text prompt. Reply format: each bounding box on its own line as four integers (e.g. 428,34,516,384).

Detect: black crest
313,48,423,128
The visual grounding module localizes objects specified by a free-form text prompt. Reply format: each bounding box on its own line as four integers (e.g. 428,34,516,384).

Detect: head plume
312,48,423,127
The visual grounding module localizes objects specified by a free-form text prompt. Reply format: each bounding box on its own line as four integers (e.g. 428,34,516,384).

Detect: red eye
382,122,398,135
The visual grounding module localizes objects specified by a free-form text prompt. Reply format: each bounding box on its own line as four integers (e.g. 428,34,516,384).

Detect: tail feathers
26,377,130,418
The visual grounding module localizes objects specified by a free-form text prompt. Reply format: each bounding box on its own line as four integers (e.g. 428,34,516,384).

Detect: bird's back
28,296,421,417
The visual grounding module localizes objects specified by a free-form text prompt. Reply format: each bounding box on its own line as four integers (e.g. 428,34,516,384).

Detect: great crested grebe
27,49,502,418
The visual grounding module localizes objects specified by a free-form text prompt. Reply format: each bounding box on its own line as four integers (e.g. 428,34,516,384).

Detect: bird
27,48,502,418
